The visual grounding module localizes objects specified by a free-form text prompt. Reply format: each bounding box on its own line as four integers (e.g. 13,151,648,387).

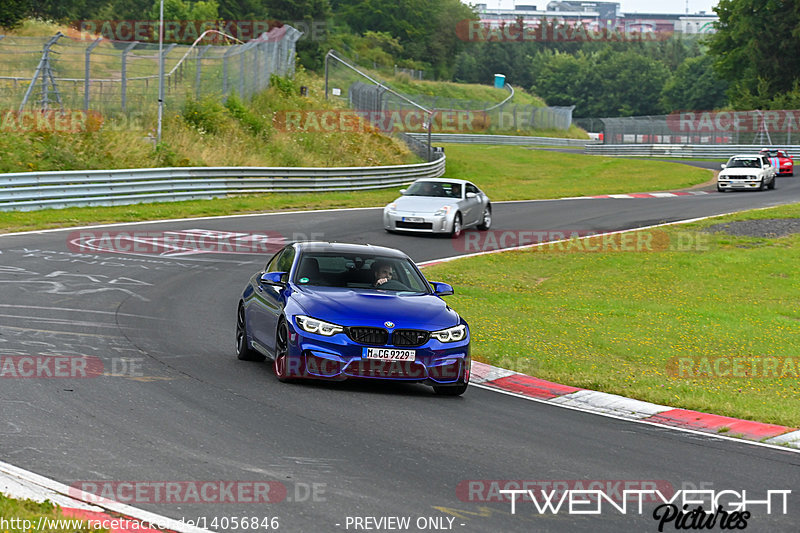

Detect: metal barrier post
121,41,139,112
195,44,211,99
84,38,102,111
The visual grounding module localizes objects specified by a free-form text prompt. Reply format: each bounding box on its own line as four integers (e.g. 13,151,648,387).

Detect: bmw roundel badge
384,321,395,328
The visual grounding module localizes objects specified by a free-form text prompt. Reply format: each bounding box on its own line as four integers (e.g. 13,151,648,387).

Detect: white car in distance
718,154,776,192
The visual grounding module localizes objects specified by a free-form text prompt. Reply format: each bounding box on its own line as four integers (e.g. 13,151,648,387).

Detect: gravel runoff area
704,218,800,238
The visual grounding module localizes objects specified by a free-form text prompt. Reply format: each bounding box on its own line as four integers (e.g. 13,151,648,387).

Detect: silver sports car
383,178,492,237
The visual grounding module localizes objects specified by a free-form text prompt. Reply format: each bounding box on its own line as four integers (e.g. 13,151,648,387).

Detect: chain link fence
576,113,800,145
346,82,573,132
324,50,573,136
0,26,302,119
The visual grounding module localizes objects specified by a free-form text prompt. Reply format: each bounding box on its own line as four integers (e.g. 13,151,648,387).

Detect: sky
477,1,718,15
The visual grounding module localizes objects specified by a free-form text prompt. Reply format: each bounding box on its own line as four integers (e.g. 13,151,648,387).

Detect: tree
661,54,728,112
530,51,596,117
148,0,220,21
0,0,29,28
706,0,800,108
216,0,270,20
530,49,670,117
335,0,474,78
267,0,331,22
28,0,109,21
593,50,670,116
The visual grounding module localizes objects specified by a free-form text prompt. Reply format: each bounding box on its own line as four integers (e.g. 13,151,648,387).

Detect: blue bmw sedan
236,242,470,395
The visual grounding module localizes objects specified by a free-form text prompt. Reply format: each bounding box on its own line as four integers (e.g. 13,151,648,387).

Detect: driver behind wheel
372,261,394,287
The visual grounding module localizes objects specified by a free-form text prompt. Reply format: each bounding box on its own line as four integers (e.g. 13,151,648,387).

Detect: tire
450,213,462,239
236,303,265,362
768,177,776,190
476,205,492,231
759,179,766,191
433,382,468,396
717,186,725,193
273,318,293,382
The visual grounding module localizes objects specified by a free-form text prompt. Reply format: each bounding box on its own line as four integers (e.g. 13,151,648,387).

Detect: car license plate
363,347,416,361
402,217,424,223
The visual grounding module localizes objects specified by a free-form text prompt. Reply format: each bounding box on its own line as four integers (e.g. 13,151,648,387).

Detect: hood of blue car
392,195,456,213
292,286,459,330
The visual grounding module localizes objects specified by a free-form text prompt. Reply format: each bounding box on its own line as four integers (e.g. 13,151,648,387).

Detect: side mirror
720,164,727,169
430,281,454,296
466,192,477,199
399,189,407,194
259,271,286,286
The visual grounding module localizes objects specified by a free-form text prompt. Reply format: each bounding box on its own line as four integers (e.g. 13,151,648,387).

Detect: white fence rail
585,144,800,158
0,155,445,211
407,133,593,147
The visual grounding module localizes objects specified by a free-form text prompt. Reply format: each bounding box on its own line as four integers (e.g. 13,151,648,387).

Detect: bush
224,95,270,137
181,97,228,135
270,74,296,97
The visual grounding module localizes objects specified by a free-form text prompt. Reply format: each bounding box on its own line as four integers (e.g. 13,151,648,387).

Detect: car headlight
431,324,467,343
434,206,451,217
386,203,397,212
296,315,343,336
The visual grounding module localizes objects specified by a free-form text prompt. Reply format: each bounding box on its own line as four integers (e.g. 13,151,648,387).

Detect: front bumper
384,210,452,234
717,178,764,190
282,322,470,385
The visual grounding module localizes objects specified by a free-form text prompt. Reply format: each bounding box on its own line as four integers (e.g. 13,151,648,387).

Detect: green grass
0,493,107,533
423,203,800,428
385,75,545,106
0,147,712,233
441,144,712,199
0,69,418,174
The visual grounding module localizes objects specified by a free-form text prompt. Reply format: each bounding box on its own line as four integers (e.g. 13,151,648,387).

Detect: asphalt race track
2,176,800,532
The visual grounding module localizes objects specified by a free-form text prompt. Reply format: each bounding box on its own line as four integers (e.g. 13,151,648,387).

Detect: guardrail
584,144,800,158
407,133,593,147
0,154,445,211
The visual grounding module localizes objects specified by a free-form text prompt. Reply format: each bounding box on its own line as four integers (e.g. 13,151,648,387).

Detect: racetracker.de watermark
273,110,489,133
0,110,104,133
667,110,800,133
0,356,105,378
667,356,800,379
70,481,288,504
457,480,675,503
71,20,326,42
455,229,712,253
456,19,672,43
66,230,325,257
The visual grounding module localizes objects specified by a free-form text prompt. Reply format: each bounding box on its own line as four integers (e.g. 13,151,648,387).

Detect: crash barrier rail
584,144,800,158
0,153,445,211
407,132,593,147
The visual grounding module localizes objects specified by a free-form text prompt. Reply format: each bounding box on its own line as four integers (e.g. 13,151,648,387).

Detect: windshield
727,158,760,168
293,252,429,293
404,181,463,199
